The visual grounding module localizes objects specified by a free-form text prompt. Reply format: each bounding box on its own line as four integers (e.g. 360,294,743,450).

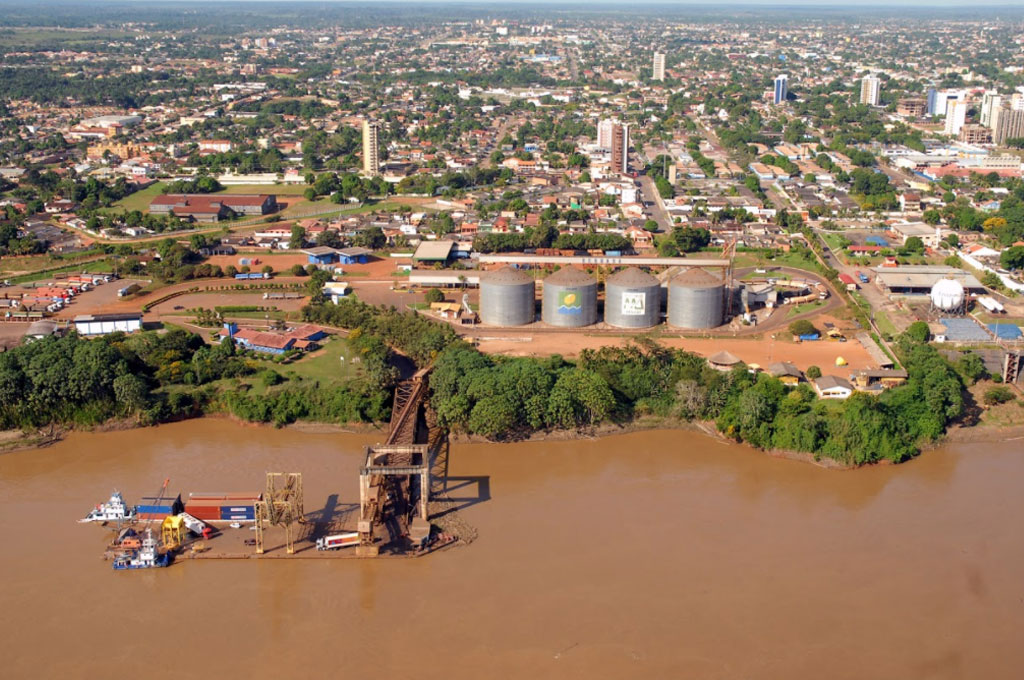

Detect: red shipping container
189,493,261,502
184,506,221,520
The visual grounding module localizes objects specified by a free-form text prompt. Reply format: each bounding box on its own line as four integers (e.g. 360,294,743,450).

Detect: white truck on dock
315,532,360,550
178,512,209,536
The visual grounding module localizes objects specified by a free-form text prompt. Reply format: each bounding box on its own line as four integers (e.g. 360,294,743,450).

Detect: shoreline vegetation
4,413,1024,467
0,295,1015,466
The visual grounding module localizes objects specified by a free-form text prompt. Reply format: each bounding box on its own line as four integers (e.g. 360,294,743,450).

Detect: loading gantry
254,472,305,555
357,445,430,556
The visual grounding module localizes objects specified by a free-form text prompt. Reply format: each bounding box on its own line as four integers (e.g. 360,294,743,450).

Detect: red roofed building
150,194,278,221
218,324,326,354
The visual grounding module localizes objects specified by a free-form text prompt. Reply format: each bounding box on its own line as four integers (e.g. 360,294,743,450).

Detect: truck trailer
315,532,360,551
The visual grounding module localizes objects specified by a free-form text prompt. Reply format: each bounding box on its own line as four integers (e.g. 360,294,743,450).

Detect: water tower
930,278,965,315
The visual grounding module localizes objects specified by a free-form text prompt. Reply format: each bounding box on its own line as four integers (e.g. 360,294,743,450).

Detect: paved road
812,230,904,355
636,174,673,232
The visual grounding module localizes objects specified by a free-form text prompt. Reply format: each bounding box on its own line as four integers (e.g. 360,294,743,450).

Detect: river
1,419,1021,679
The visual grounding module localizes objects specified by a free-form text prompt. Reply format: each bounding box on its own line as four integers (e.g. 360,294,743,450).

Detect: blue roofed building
302,246,340,265
988,323,1022,341
336,247,372,265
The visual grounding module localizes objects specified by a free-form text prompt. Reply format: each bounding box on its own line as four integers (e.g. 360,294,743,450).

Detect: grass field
112,183,167,212
10,258,115,284
111,182,311,214
734,250,819,273
821,232,848,251
975,313,1024,326
765,251,821,273
282,336,361,384
873,309,900,338
218,184,309,196
786,300,827,319
740,270,791,281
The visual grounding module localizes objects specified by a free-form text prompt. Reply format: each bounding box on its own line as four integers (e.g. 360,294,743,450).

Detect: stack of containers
135,494,184,521
184,493,262,522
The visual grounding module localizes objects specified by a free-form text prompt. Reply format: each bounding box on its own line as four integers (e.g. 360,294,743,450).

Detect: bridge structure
356,366,433,556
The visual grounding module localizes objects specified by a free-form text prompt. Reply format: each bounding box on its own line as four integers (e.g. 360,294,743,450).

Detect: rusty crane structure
254,472,305,555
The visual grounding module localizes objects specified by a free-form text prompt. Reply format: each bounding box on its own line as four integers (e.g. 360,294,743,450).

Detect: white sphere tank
930,278,964,312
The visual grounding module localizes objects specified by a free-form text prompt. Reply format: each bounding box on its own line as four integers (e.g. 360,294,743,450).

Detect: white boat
79,491,136,524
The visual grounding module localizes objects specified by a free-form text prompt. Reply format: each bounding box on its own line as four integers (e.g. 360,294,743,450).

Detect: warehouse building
149,194,278,221
872,266,985,297
73,313,142,335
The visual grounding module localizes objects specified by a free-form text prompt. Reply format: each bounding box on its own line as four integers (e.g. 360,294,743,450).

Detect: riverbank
3,407,1017,466
0,427,64,455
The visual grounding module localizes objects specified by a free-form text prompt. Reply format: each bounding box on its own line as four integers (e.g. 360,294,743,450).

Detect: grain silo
668,268,725,329
479,266,536,326
604,267,662,329
542,267,597,327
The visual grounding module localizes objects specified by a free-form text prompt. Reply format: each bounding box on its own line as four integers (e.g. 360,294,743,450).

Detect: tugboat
112,529,171,570
79,491,136,524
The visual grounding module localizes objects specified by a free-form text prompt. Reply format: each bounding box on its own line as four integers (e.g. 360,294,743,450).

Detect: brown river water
1,419,1022,679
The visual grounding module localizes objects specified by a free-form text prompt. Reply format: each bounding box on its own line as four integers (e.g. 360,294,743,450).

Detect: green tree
655,176,674,199
672,226,710,253
112,373,148,414
905,321,930,343
904,236,925,254
356,226,386,250
424,288,445,304
789,320,817,337
956,352,987,385
289,225,306,250
1000,246,1024,271
983,386,1014,406
546,368,615,428
806,365,822,380
981,271,1003,290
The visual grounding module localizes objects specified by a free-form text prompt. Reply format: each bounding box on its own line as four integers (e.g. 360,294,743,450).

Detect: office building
932,89,965,118
597,118,615,149
980,93,1002,127
993,106,1024,145
860,76,881,106
609,121,630,175
597,118,629,173
944,100,967,136
926,86,938,116
652,52,666,81
773,75,788,105
362,119,380,176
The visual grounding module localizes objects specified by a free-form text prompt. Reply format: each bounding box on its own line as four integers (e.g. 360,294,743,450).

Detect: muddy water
1,420,1022,679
